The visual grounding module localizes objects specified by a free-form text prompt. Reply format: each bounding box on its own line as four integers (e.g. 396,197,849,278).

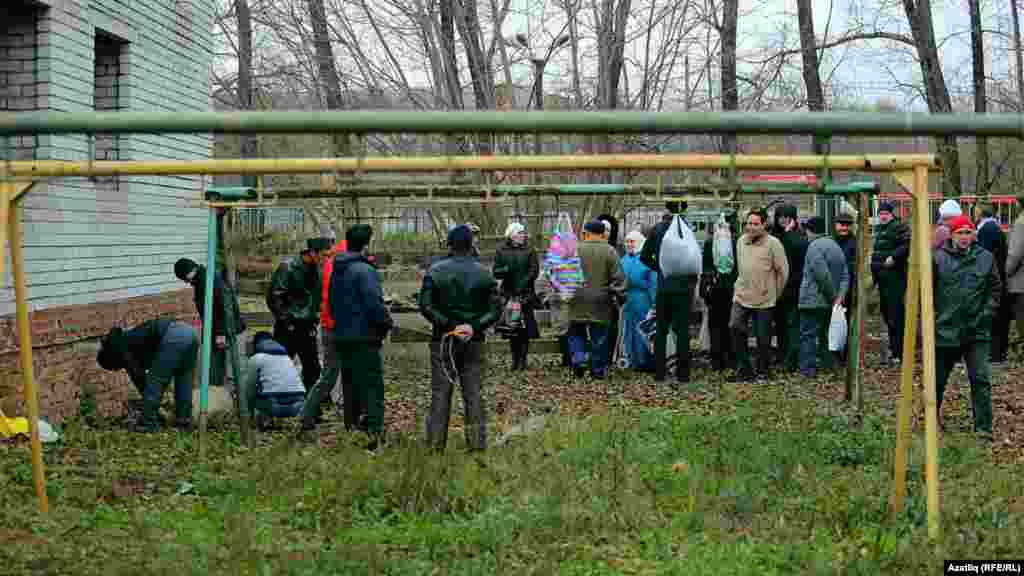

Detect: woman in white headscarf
621,229,657,371
493,222,540,370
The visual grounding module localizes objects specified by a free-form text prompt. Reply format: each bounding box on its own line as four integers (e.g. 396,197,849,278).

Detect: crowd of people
93,194,1024,446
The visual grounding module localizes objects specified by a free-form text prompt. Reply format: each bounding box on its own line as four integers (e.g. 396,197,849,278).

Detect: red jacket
320,240,348,329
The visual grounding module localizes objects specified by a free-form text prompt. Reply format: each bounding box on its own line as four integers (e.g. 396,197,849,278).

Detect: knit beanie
447,225,473,252
939,199,962,220
878,201,896,215
806,216,826,235
174,258,198,281
948,215,974,234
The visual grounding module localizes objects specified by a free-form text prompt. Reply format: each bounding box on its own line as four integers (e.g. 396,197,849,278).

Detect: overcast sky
499,0,1005,112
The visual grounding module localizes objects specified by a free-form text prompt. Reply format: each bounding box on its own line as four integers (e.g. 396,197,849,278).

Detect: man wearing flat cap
870,201,911,366
267,236,333,390
833,202,859,361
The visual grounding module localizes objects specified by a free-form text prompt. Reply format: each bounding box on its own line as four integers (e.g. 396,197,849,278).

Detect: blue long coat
621,253,658,369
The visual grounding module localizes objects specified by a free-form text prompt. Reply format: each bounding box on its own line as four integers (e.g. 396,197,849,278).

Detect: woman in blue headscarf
621,229,657,371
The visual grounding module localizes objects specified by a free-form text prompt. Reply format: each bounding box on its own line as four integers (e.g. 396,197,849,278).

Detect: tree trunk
796,0,829,157
235,0,257,190
1013,0,1024,110
453,0,494,154
307,0,351,157
902,0,961,196
720,0,738,155
969,0,988,193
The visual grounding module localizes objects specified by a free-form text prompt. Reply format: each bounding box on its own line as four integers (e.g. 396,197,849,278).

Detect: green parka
932,241,1002,347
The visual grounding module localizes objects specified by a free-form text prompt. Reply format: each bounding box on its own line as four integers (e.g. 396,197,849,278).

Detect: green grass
1,385,1021,575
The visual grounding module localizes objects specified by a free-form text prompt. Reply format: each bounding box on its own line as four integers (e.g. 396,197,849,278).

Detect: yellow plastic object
0,416,30,437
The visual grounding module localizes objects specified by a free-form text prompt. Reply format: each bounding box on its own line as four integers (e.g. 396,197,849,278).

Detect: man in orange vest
301,238,350,431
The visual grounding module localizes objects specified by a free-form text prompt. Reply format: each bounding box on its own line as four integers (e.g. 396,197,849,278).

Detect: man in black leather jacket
418,225,501,452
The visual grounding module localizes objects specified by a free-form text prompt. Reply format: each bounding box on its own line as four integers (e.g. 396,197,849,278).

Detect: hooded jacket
932,241,1002,347
329,252,394,344
245,337,305,400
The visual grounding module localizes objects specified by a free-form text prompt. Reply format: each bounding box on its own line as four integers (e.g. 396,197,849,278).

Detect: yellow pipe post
3,154,943,178
855,190,871,411
891,195,921,515
913,164,941,539
5,189,48,513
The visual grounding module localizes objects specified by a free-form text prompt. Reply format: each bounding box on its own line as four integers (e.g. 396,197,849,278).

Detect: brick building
1,0,214,421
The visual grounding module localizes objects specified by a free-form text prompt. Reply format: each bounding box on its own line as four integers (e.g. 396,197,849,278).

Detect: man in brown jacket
730,209,789,381
567,220,626,379
1005,195,1024,348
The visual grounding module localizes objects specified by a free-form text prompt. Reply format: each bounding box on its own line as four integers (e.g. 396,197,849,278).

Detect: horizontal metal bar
2,111,1024,136
1,154,940,178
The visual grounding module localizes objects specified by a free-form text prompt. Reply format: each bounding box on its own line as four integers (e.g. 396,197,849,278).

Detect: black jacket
493,242,539,299
191,265,246,337
98,318,176,390
976,219,1008,286
418,254,501,341
329,252,394,344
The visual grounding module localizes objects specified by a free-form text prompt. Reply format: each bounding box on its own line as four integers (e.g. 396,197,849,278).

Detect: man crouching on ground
418,225,501,452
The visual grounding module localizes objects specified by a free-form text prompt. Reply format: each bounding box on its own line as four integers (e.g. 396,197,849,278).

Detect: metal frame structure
5,110,1013,539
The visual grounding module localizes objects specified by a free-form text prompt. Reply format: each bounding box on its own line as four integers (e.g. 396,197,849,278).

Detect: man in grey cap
267,236,333,390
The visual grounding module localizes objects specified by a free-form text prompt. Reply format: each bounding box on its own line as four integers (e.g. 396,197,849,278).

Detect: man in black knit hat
174,258,246,393
871,200,912,365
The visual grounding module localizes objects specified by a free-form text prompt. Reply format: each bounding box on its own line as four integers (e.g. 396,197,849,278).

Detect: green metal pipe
261,181,879,200
199,207,215,440
2,111,1024,136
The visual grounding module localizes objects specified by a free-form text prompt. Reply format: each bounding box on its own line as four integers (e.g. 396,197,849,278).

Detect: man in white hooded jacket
242,332,307,429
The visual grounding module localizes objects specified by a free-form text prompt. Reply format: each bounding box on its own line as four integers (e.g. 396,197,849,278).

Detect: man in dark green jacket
870,201,912,365
932,216,1001,437
267,237,332,390
419,225,501,452
772,204,807,372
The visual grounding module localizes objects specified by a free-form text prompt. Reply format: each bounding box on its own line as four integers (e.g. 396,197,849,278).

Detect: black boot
559,334,571,367
519,342,529,370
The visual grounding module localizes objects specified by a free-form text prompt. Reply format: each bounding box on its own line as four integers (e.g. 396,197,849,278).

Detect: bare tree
1014,0,1024,110
720,0,738,154
902,0,961,196
968,0,988,193
797,0,828,156
307,0,352,157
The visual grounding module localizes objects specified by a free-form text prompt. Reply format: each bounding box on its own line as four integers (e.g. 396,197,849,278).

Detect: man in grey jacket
242,332,306,429
798,217,850,378
1006,195,1024,351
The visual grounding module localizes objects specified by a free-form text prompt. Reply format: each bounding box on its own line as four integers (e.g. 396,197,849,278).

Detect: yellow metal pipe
6,192,48,513
2,154,941,178
914,164,941,539
891,204,921,516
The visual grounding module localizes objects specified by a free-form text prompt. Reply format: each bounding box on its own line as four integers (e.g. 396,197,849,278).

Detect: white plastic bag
828,304,848,352
698,310,711,352
711,214,735,274
658,215,702,277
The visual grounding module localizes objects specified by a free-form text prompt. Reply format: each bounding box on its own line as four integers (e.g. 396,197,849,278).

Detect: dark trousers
707,290,735,371
510,337,530,370
877,274,907,360
798,308,833,376
339,342,384,434
936,342,993,434
142,322,199,428
773,300,800,370
428,340,486,451
991,290,1012,361
274,320,321,390
568,322,610,376
730,304,774,377
655,287,692,382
